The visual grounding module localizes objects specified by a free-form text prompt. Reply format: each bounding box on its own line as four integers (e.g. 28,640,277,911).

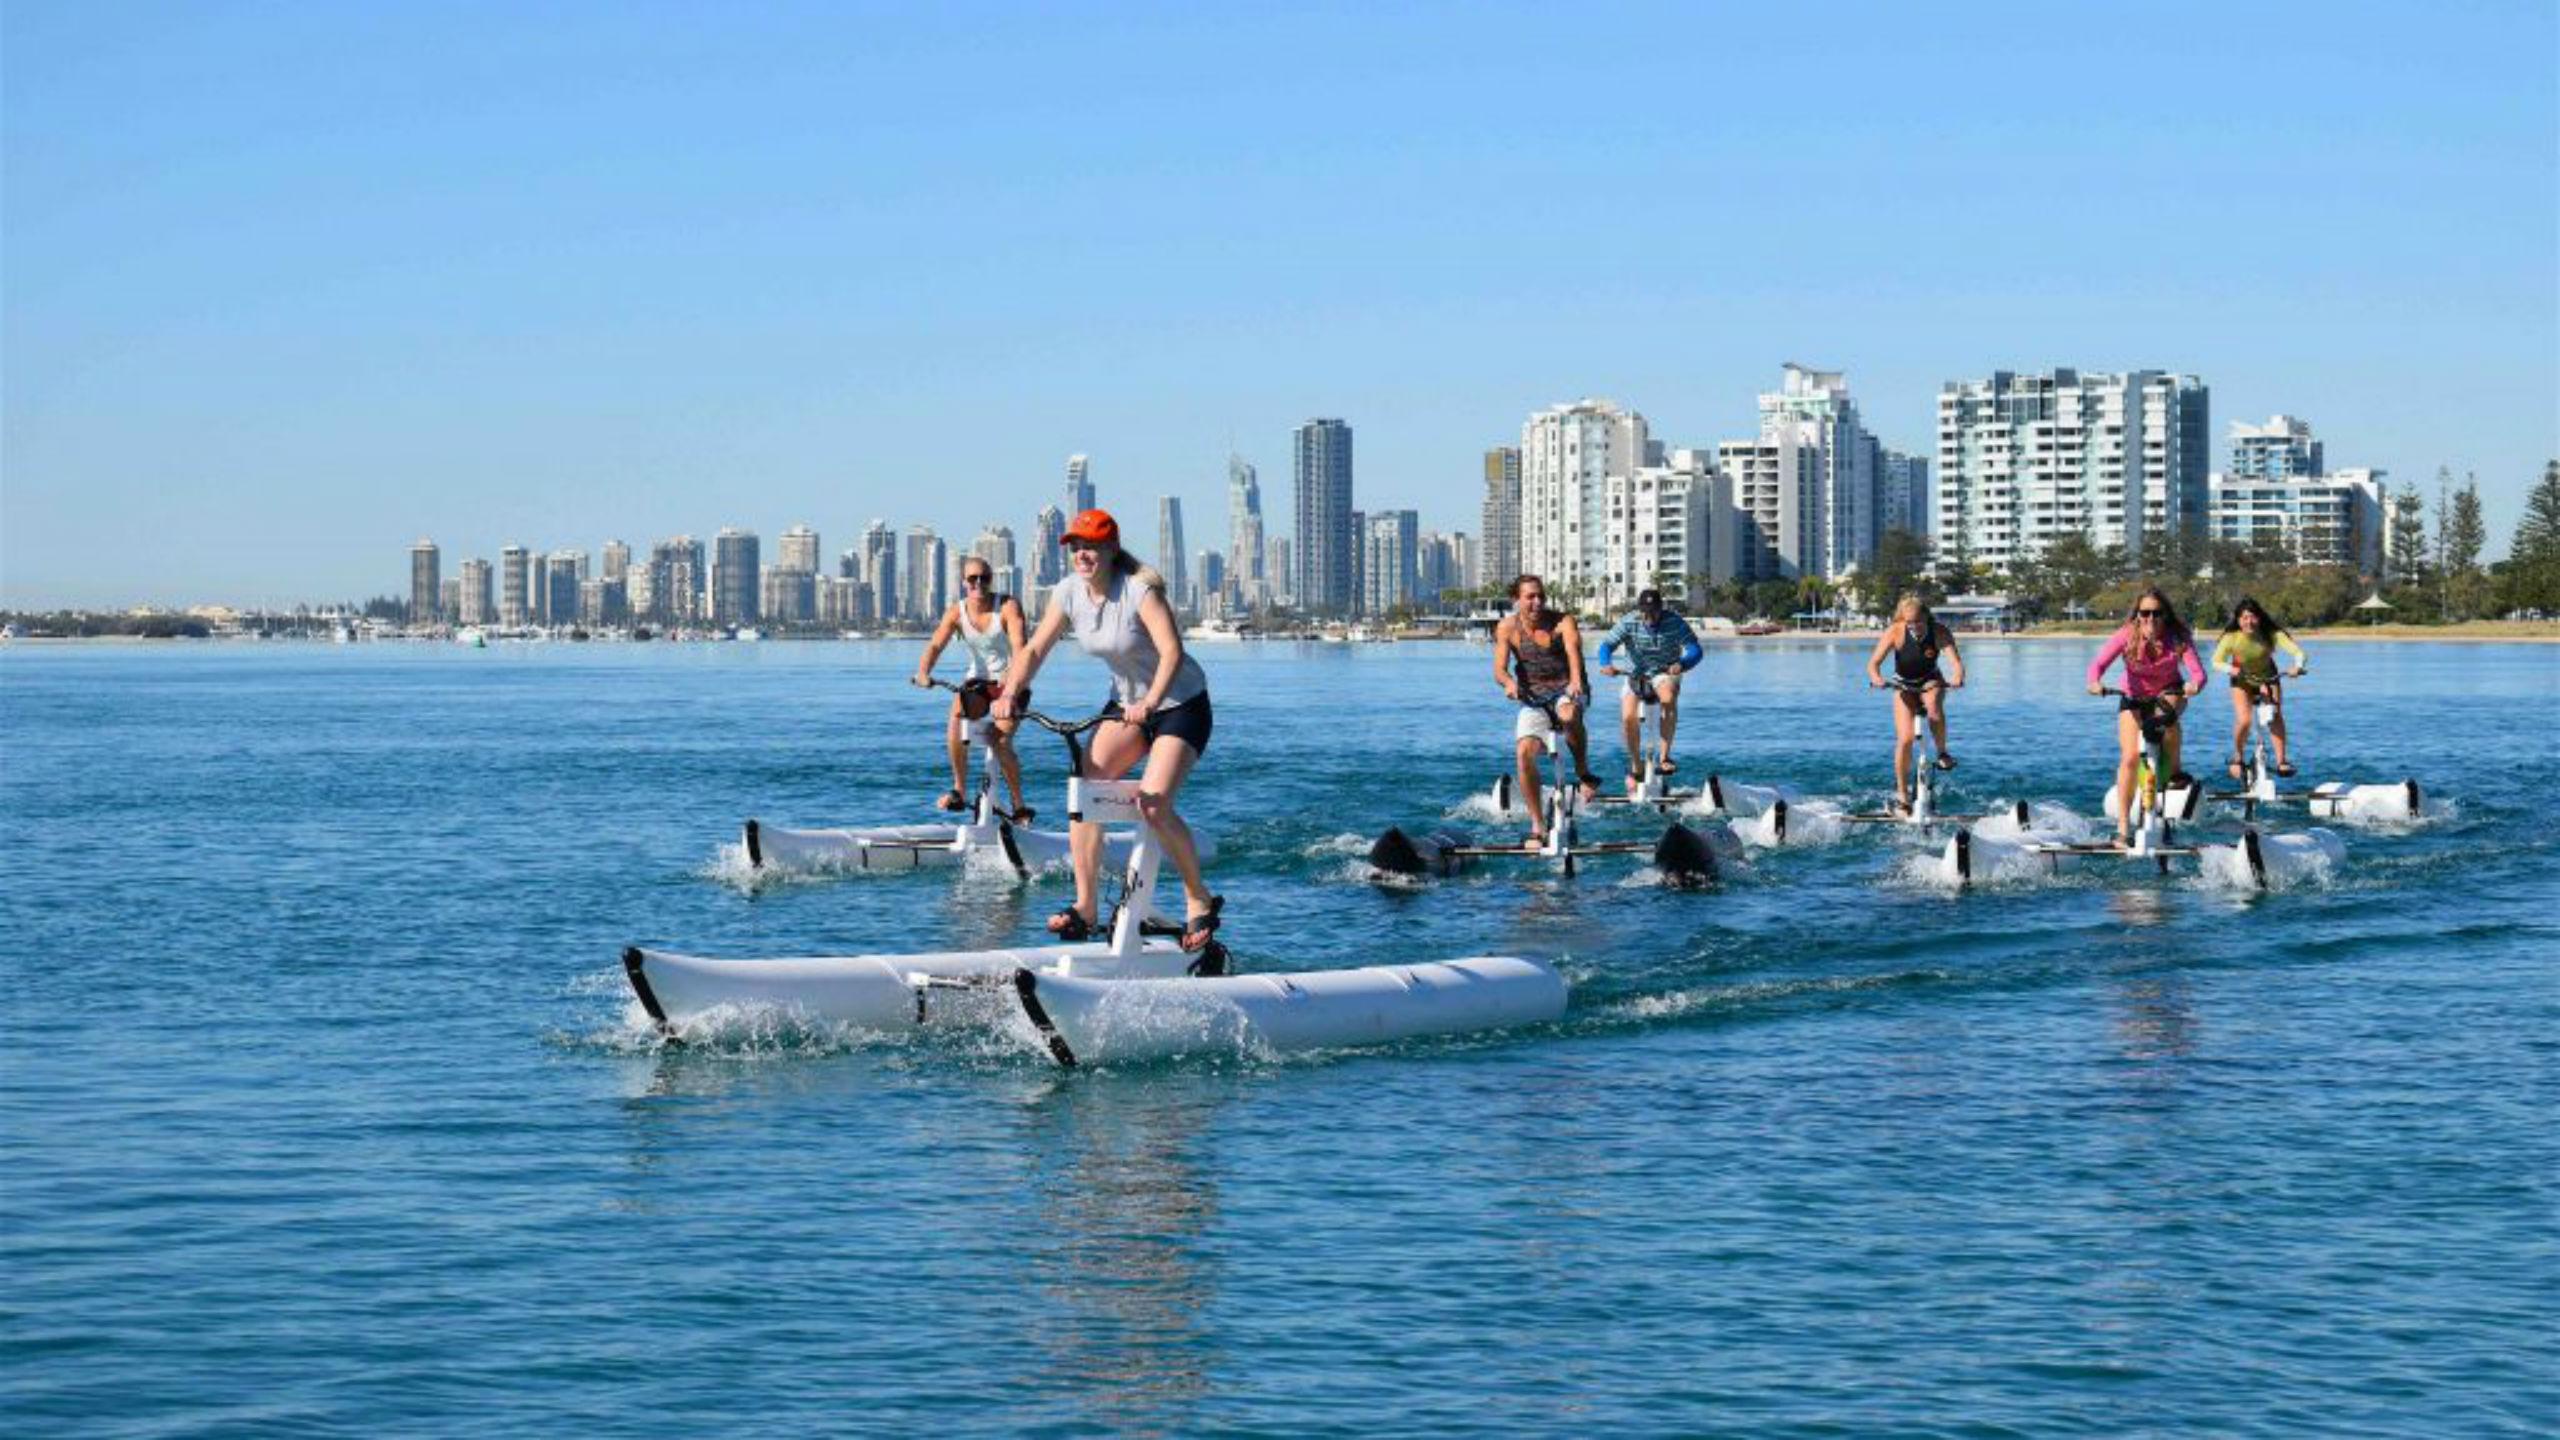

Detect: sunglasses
963,573,991,586
2136,608,2164,618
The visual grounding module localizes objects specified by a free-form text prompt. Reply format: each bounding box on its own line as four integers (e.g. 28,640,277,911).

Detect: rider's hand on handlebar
1121,698,1156,727
2288,666,2307,678
910,672,930,688
992,687,1018,718
2087,681,2105,696
1600,664,1622,676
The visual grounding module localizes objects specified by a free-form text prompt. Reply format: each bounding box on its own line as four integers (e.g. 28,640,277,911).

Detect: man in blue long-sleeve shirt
1595,589,1703,789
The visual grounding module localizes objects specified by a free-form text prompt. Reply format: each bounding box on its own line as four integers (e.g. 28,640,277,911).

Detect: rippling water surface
4,637,2553,1436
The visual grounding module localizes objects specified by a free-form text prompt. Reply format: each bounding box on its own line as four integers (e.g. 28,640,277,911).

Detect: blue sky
5,0,2554,606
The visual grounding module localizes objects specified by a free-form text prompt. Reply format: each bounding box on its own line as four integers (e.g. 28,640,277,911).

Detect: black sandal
1008,804,1037,824
935,789,966,813
1179,895,1225,953
1046,907,1094,942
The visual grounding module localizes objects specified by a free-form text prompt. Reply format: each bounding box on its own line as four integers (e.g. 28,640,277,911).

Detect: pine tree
2388,487,2430,591
2443,477,2489,620
2497,460,2560,614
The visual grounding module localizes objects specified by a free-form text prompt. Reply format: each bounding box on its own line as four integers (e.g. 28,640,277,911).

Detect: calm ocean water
3,636,2554,1437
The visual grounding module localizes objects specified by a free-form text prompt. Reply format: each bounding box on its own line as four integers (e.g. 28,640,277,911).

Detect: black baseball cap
1637,589,1663,609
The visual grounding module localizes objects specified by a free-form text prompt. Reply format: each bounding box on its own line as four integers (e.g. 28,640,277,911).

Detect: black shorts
1105,691,1213,757
2120,694,2179,738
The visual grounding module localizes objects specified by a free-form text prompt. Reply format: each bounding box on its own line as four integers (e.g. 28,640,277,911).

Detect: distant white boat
455,627,487,648
733,627,762,642
1184,619,1249,642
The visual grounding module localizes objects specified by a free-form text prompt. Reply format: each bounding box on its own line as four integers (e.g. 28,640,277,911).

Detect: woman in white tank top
912,556,1033,820
996,508,1222,952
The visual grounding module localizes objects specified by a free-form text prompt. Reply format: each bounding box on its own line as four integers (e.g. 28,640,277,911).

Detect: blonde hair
1100,544,1168,593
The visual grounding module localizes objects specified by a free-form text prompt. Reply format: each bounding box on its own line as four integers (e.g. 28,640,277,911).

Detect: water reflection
939,863,1036,951
2109,974,2200,1065
2109,886,2172,929
1008,1077,1227,1437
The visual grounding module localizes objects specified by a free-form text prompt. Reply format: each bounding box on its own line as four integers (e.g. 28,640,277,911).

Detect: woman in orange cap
995,509,1222,950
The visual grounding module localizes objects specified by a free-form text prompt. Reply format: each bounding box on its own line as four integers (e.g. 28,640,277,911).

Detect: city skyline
7,3,2554,607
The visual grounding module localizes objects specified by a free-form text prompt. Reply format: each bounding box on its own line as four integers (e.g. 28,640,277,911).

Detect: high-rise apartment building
903,526,945,622
1481,446,1523,592
971,525,1022,600
1293,419,1355,616
778,524,820,575
409,539,441,624
1347,509,1366,616
645,536,704,625
1878,446,1932,538
1519,399,1646,602
2229,415,2324,482
1032,506,1066,587
458,558,493,626
860,522,899,622
1196,550,1226,615
1065,455,1095,516
761,567,814,625
1267,536,1292,607
711,528,760,626
499,545,530,628
2208,467,2386,573
1227,456,1264,608
1157,497,1187,613
1935,369,2210,573
544,551,582,627
600,540,630,583
1362,510,1420,617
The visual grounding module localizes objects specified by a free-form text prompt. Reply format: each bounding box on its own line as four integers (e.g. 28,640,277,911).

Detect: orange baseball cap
1060,508,1119,545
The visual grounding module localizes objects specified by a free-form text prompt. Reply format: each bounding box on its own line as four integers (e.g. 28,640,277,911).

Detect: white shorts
1514,693,1577,743
1623,672,1680,701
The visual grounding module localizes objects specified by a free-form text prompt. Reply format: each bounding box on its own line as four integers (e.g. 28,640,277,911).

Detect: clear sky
5,0,2554,607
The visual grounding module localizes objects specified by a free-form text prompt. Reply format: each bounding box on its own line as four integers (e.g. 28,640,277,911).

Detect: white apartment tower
1519,398,1647,605
971,524,1023,601
1936,369,2210,573
2229,415,2323,481
1362,510,1419,616
777,525,820,575
458,558,493,626
499,545,530,628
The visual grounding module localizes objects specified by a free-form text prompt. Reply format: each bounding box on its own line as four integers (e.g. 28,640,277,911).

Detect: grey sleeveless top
1054,570,1207,706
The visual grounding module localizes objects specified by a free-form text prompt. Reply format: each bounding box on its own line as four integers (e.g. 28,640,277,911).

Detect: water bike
1010,956,1568,1068
1475,678,1791,825
1375,693,1735,884
741,680,1206,877
1839,676,2006,829
2199,668,2423,823
1940,689,2206,882
630,710,1227,1037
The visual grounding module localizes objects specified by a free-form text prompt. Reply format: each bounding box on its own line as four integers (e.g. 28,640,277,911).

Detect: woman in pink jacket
2084,586,2205,846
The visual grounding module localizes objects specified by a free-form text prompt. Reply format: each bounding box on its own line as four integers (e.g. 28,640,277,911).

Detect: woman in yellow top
2209,597,2308,779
